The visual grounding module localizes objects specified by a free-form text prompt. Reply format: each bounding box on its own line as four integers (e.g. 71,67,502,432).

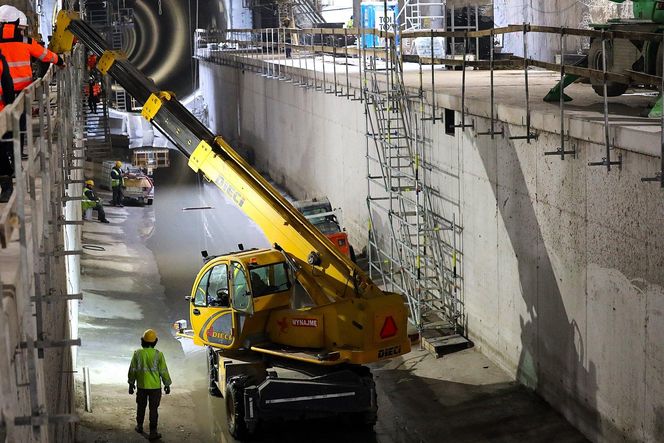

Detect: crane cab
187,248,293,349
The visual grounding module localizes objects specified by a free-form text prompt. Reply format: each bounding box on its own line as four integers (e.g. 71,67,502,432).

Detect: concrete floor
75,153,587,442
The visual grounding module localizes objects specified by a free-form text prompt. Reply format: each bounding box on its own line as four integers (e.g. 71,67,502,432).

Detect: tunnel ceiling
121,0,227,97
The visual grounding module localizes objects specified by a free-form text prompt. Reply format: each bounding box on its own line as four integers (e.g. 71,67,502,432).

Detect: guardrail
195,24,664,183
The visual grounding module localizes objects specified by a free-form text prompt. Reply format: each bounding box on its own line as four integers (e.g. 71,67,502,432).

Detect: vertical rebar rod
344,28,350,97
265,29,270,77
476,32,501,135
297,30,304,86
332,28,339,94
277,28,282,79
560,30,566,159
312,31,318,90
661,45,664,187
454,33,472,129
524,24,531,142
320,29,327,91
450,5,455,58
358,26,364,102
490,29,495,138
430,29,436,123
452,212,457,333
289,28,295,82
602,36,611,171
475,5,479,61
509,23,535,141
303,31,309,87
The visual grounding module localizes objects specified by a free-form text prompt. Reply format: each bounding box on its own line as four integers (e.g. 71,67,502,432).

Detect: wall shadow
473,124,600,439
374,363,587,443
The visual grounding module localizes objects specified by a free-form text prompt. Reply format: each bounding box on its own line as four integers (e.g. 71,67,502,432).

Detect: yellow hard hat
115,160,122,168
85,179,94,186
142,329,157,343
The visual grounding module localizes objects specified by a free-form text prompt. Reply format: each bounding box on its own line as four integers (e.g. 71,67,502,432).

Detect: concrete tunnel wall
200,61,664,443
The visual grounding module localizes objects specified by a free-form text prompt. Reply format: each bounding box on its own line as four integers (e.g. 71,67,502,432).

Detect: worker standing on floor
82,180,109,223
128,329,171,441
111,160,124,206
0,48,16,203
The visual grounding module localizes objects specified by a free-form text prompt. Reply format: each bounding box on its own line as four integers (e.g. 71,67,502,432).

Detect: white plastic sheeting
107,91,209,150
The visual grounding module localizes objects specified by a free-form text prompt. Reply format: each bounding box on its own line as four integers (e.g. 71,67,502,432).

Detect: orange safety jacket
0,50,15,111
0,22,60,92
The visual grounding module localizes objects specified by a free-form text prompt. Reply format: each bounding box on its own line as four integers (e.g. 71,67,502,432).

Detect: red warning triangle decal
380,316,398,339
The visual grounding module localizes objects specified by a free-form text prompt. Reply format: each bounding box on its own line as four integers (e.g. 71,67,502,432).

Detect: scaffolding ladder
362,19,464,344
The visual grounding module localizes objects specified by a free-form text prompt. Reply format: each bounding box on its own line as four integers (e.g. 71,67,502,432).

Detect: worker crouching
82,180,109,223
128,329,172,440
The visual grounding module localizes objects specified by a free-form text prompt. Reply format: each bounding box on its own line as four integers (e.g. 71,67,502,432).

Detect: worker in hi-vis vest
82,180,109,223
110,160,124,206
0,5,63,185
128,329,172,440
0,5,63,93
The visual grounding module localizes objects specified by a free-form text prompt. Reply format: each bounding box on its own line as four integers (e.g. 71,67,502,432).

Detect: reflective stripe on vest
111,169,121,188
82,189,95,211
129,351,160,373
6,61,29,68
128,349,168,389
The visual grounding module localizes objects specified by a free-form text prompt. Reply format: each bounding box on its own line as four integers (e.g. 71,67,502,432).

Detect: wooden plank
421,332,471,358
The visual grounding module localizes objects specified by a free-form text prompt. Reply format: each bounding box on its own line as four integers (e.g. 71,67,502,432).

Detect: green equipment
544,0,664,117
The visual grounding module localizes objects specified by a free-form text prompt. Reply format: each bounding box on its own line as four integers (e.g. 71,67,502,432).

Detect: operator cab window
248,262,291,297
193,270,211,307
207,264,229,307
231,262,252,312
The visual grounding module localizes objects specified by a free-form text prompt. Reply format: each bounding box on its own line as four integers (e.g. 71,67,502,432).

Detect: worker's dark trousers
136,388,161,431
112,186,123,205
0,138,14,200
93,202,107,221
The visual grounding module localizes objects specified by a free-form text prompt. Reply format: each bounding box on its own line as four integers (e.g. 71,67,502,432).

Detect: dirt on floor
75,377,207,442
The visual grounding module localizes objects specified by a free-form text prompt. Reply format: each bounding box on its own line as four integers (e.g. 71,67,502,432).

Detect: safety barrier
196,24,664,180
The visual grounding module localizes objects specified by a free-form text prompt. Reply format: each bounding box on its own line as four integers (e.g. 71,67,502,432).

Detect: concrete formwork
200,60,664,442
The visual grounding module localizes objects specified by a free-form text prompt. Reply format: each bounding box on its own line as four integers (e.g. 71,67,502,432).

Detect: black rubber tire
588,38,629,97
207,348,222,397
350,372,378,430
225,377,249,440
147,198,153,205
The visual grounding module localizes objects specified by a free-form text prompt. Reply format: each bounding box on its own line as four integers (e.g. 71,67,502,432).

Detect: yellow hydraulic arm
51,11,411,364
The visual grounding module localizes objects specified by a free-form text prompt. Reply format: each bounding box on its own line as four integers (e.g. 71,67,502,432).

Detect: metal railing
0,46,86,442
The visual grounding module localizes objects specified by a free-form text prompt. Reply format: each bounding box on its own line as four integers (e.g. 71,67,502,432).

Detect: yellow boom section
188,137,381,305
51,10,411,363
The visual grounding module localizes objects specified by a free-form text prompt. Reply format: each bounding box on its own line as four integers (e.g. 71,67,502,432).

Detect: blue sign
361,1,399,48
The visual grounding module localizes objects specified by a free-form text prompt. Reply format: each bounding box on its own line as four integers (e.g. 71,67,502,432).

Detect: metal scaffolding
361,19,463,336
192,19,664,338
0,46,86,441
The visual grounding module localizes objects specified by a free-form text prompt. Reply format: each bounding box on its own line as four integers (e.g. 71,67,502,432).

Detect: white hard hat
0,5,28,27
